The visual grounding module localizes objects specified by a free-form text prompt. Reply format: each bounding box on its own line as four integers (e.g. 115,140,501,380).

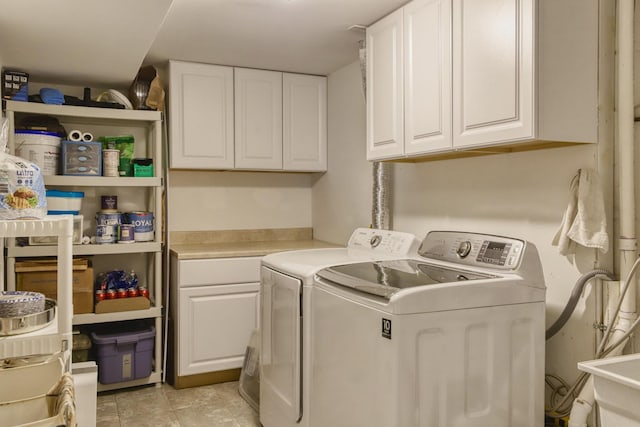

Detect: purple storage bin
91,325,155,384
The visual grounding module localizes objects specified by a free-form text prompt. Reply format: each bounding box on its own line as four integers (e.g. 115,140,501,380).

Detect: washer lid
316,259,494,299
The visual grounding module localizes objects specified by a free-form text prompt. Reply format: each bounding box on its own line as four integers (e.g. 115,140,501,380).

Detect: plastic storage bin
91,324,155,384
578,353,640,427
45,189,84,215
14,130,61,175
62,140,102,176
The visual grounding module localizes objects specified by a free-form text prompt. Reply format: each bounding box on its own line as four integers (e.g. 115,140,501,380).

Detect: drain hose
545,269,615,341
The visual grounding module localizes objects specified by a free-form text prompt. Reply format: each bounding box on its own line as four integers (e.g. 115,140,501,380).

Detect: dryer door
260,267,303,426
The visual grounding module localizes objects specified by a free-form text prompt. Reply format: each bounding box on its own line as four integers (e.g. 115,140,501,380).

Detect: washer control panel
348,228,418,256
418,231,525,270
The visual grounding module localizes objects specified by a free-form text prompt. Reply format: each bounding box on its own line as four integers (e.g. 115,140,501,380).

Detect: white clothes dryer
309,231,546,427
259,228,420,427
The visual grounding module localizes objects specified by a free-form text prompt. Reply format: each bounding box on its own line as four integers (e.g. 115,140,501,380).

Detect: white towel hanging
552,168,609,256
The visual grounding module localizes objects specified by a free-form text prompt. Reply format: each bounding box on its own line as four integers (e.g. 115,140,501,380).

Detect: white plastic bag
0,117,47,219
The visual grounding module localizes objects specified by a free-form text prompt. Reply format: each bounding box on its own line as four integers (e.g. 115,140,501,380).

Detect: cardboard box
94,297,150,314
2,70,29,101
16,258,94,314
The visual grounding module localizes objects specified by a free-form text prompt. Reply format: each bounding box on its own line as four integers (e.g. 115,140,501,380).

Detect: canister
96,212,122,226
118,224,135,243
14,130,61,175
126,212,154,242
102,148,120,177
101,195,118,212
96,224,117,244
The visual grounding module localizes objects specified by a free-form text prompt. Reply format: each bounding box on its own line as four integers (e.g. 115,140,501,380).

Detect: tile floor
96,381,260,427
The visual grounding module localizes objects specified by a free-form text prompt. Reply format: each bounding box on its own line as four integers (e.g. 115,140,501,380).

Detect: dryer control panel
418,231,525,271
348,228,418,256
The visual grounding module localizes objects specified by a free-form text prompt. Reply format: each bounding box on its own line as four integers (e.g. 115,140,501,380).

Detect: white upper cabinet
367,0,451,160
168,62,327,172
452,0,534,147
168,61,234,169
367,0,602,161
366,8,404,160
235,68,283,170
283,73,327,171
404,0,452,154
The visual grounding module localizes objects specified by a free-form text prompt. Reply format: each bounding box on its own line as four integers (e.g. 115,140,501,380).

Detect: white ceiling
0,0,173,87
144,0,407,76
0,0,406,89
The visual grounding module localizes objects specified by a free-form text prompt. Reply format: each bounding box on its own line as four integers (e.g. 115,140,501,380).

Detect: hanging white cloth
552,168,609,256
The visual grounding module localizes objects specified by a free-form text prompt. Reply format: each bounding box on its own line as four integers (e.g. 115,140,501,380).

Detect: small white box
29,215,83,245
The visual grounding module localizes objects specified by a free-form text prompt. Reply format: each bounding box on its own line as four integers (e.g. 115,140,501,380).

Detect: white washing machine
260,228,420,427
309,231,546,427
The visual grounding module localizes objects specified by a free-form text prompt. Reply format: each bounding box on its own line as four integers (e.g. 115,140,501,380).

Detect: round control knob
456,241,472,258
370,234,382,248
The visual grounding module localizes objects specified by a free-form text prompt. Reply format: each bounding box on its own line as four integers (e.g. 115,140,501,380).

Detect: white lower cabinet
171,256,261,377
178,283,259,375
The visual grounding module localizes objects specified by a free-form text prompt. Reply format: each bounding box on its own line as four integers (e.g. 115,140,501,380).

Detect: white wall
312,61,372,242
314,60,611,394
168,170,312,231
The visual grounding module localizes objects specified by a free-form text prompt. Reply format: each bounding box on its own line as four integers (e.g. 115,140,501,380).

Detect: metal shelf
44,175,162,187
8,242,161,258
73,307,162,325
96,371,162,392
5,100,161,125
3,102,166,390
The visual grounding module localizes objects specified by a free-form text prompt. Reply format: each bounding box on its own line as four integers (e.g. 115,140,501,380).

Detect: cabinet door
178,283,259,376
235,68,283,170
366,8,404,160
404,0,452,154
452,0,534,148
282,73,327,172
168,61,234,169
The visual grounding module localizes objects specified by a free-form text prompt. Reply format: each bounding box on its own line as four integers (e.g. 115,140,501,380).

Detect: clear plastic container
238,329,260,411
